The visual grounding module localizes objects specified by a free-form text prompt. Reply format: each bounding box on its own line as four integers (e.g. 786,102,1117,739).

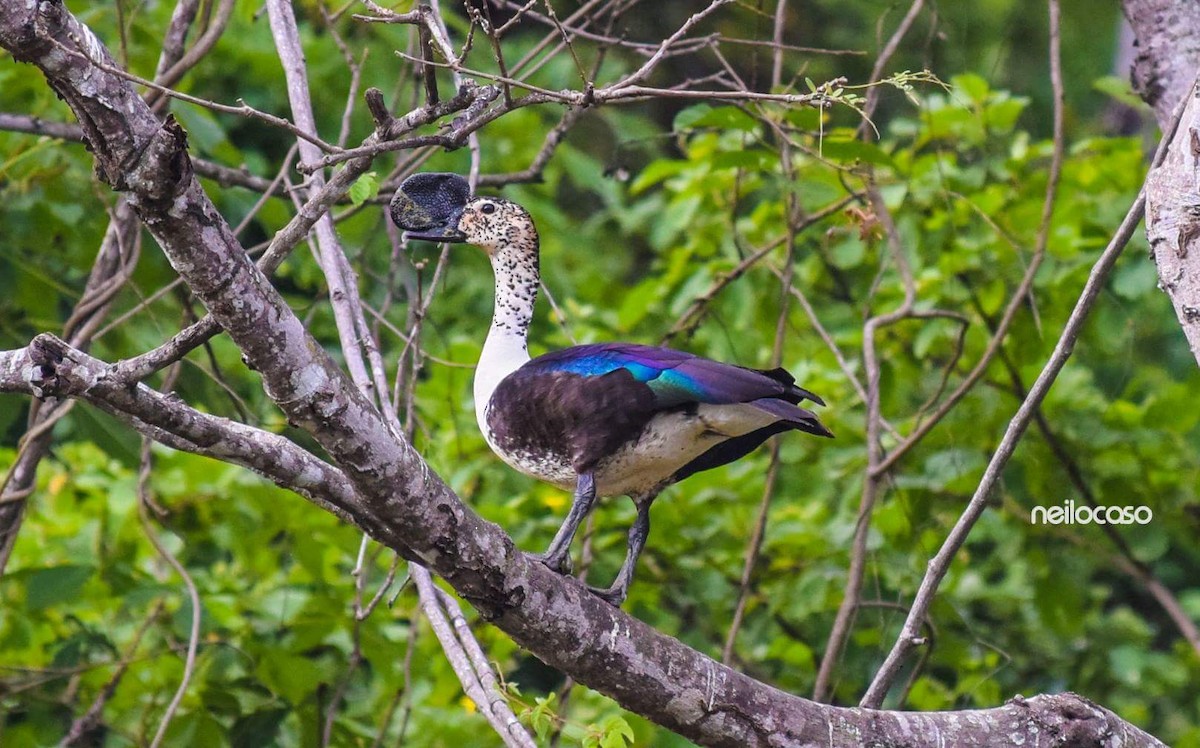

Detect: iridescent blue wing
524,343,825,409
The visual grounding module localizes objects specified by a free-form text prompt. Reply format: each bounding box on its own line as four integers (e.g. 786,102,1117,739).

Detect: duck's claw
525,549,573,575
586,583,628,607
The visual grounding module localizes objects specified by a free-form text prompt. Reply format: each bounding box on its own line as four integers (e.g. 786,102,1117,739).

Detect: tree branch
0,337,362,526
1122,0,1200,124
0,196,140,575
1124,1,1200,368
861,77,1184,709
0,2,1168,745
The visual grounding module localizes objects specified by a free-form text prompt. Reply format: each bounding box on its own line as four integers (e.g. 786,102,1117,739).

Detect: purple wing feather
745,397,833,438
525,342,824,409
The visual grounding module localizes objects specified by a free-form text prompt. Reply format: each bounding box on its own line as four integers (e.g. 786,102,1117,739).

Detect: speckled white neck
474,243,538,436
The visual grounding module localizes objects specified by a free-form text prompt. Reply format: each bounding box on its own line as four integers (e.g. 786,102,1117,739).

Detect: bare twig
542,0,592,94
150,0,237,104
611,0,734,89
766,264,887,430
391,51,829,107
268,0,374,396
860,3,1185,703
477,105,587,186
59,601,165,746
321,634,364,746
997,354,1200,657
0,197,140,575
813,183,918,701
502,0,616,75
135,364,202,747
662,195,858,343
357,553,404,620
470,0,514,105
94,161,298,342
47,33,338,153
152,0,200,84
114,85,489,383
770,0,788,90
722,127,800,664
0,113,295,194
975,298,1200,659
857,0,925,136
868,145,1064,477
413,573,536,748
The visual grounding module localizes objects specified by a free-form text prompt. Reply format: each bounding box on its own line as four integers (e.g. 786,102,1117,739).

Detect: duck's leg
590,493,656,606
533,471,597,574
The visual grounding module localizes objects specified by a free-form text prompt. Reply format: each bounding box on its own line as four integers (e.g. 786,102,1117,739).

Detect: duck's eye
480,202,496,215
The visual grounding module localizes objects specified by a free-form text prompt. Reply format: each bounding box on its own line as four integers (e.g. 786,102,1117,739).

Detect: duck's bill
402,218,466,243
390,172,471,242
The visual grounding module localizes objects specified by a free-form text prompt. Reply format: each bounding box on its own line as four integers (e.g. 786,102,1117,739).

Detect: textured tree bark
0,336,363,525
1123,0,1200,124
1123,0,1200,366
0,1,1168,745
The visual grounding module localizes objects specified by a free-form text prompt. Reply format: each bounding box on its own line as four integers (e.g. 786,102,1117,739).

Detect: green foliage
2,1,1198,746
584,74,1198,740
348,171,380,207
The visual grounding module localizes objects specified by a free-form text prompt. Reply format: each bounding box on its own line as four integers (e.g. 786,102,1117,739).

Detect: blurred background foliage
2,0,1198,746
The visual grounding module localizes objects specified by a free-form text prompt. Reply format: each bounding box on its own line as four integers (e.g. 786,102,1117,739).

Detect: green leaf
349,171,379,207
952,72,990,103
174,106,226,153
23,565,94,611
672,104,712,131
1093,75,1151,111
829,237,865,269
616,278,660,330
525,693,557,740
984,98,1027,132
532,705,554,740
46,201,84,225
631,159,687,194
600,716,635,748
1111,254,1156,300
818,137,895,167
231,708,289,748
684,106,759,133
256,650,326,704
710,149,777,170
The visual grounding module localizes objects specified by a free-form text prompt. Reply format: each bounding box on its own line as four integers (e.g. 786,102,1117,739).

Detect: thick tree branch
0,2,1167,745
1122,0,1200,124
1143,80,1200,366
1123,1,1200,367
263,4,530,741
111,83,492,383
0,112,290,193
0,337,360,526
0,197,140,575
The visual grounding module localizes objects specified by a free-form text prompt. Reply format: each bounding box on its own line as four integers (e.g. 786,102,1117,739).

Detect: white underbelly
482,403,779,497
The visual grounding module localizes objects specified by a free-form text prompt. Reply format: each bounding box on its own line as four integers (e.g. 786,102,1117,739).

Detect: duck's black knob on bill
390,172,472,241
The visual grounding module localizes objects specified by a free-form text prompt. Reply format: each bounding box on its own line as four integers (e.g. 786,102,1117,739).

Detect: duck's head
391,172,537,256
